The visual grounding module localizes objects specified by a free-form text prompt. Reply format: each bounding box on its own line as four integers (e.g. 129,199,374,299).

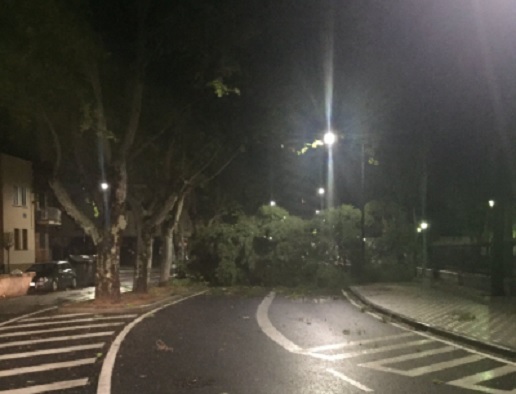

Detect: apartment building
0,153,61,273
0,154,35,272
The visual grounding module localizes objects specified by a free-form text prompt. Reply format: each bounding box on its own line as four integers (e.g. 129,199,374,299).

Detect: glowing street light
100,182,109,191
317,187,325,195
489,200,495,208
420,221,429,230
270,200,276,207
323,131,336,146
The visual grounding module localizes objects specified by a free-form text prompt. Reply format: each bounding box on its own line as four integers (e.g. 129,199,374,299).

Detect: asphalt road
111,293,516,394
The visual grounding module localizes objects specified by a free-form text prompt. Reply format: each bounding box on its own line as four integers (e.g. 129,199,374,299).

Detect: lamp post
317,187,325,210
323,131,335,210
419,220,429,277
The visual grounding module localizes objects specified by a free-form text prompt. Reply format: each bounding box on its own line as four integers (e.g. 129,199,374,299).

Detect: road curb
56,294,185,315
347,286,516,361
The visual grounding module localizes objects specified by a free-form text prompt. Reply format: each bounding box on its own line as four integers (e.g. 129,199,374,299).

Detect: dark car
68,255,96,287
26,261,77,292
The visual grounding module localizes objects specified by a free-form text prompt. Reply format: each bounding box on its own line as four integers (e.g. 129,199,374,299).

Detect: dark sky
3,0,516,233
218,0,516,231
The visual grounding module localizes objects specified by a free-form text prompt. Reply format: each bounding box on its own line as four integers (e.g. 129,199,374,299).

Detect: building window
22,229,28,250
14,229,21,250
13,186,28,207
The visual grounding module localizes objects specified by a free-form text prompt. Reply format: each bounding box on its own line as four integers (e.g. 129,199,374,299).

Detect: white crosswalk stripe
448,365,516,394
0,311,137,393
305,332,516,392
0,378,89,394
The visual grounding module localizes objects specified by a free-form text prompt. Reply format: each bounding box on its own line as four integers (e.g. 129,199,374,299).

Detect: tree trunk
159,224,174,287
134,230,153,293
95,230,122,303
158,194,186,285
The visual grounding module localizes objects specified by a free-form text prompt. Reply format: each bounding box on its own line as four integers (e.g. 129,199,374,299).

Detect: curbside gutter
346,286,516,361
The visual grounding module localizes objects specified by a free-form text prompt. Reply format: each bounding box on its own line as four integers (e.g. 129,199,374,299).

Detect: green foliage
207,77,241,97
190,205,354,288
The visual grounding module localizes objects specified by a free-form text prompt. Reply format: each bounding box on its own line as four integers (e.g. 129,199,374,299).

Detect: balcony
36,207,62,226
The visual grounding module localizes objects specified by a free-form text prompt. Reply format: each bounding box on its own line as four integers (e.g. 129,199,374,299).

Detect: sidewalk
349,281,516,358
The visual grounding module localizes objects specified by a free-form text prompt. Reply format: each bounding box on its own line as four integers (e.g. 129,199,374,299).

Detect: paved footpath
350,282,516,357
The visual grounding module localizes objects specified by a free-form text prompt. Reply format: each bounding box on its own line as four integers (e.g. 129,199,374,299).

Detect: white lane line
0,322,124,338
18,313,93,322
448,365,516,394
404,354,484,377
256,292,303,354
305,332,415,353
0,343,105,361
327,368,374,392
0,358,96,378
359,347,484,377
0,315,137,330
97,290,208,394
0,378,89,394
359,346,456,374
308,339,433,361
341,289,516,368
0,307,57,328
0,331,113,350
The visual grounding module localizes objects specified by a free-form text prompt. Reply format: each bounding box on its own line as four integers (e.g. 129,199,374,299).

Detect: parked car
26,261,77,292
68,255,96,287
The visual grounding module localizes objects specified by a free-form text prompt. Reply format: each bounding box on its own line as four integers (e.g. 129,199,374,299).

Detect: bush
316,264,350,289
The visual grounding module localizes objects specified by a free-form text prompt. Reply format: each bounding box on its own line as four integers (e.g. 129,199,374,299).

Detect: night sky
218,0,516,233
3,0,516,235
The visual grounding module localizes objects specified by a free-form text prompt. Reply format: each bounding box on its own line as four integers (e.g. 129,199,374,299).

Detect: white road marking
0,331,113,350
360,347,483,377
97,290,208,394
0,307,57,328
18,313,93,322
0,378,89,394
256,292,303,354
308,339,433,361
256,292,374,391
327,368,374,392
0,315,137,330
0,322,124,338
0,343,104,361
359,346,456,374
341,289,516,368
448,365,516,393
305,332,415,353
0,358,96,378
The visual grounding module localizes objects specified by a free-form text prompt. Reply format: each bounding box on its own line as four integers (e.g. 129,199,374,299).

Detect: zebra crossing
304,332,516,393
0,311,137,393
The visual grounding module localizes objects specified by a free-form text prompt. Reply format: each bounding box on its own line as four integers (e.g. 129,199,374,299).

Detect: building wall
0,154,35,269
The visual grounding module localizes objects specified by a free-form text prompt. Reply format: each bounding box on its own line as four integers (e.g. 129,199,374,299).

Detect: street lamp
317,187,325,195
270,200,276,207
100,181,109,191
489,200,495,208
323,131,336,146
419,220,429,277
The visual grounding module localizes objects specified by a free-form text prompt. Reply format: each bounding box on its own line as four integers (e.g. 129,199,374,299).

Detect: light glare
323,131,336,146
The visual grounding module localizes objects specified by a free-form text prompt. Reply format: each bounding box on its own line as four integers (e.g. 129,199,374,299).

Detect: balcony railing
36,207,62,225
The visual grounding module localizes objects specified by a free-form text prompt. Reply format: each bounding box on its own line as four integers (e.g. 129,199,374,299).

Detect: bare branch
49,179,101,245
88,62,112,164
120,1,149,160
202,147,242,185
41,110,61,176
